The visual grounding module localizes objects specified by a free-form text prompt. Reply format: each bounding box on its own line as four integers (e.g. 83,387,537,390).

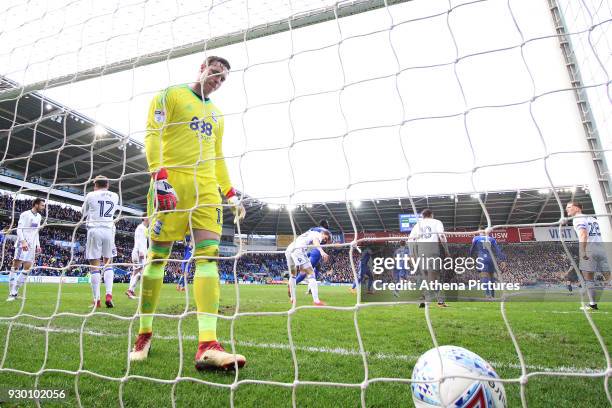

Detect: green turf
0,283,610,407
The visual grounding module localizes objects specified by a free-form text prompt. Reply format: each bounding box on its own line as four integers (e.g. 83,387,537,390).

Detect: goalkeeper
130,56,246,371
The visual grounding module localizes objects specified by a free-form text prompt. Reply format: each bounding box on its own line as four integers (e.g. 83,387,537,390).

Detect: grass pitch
0,283,610,407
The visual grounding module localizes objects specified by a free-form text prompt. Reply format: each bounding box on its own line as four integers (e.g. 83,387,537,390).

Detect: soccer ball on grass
411,345,506,407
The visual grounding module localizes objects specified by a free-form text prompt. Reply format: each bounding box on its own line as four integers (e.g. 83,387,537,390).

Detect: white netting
0,0,611,406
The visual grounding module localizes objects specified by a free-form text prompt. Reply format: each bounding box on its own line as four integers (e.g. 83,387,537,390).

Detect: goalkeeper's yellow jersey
144,84,232,196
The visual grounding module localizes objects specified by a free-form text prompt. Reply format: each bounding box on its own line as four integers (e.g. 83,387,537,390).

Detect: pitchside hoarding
0,276,89,283
343,226,578,244
531,226,578,241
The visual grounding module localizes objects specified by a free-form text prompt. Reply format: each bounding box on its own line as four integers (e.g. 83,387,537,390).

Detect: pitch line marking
0,321,604,375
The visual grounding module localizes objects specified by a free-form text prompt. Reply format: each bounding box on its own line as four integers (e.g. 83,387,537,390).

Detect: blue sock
295,272,307,285
481,277,490,297
490,277,495,298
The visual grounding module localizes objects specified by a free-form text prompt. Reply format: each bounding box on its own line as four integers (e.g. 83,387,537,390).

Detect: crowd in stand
0,226,134,276
442,242,576,285
502,243,574,284
0,193,137,232
0,222,583,285
0,195,585,286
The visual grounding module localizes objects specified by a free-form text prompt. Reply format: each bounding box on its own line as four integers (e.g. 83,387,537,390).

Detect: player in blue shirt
565,264,579,295
176,235,193,291
393,241,411,297
351,246,374,294
469,228,507,299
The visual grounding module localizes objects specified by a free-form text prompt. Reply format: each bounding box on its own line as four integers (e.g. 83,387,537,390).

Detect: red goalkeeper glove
225,187,245,223
153,168,178,210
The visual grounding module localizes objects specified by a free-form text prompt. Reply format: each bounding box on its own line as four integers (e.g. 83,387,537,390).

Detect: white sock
14,271,28,295
128,272,141,292
308,277,319,302
586,280,597,306
289,276,297,301
104,267,114,296
91,272,101,301
8,268,16,295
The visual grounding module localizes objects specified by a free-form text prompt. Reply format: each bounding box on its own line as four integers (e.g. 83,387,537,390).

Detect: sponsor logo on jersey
189,116,214,141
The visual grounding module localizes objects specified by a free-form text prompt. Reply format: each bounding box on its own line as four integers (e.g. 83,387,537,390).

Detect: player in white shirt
285,220,332,306
566,201,610,311
82,176,120,308
7,198,45,301
126,215,149,299
408,208,449,308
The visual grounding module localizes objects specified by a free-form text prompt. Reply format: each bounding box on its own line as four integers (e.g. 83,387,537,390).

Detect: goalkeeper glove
153,168,178,210
225,188,245,223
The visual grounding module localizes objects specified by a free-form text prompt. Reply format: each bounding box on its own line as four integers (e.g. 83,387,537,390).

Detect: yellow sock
194,240,220,342
138,245,169,334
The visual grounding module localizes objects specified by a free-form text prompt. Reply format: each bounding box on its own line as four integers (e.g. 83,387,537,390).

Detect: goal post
0,0,410,104
547,0,612,239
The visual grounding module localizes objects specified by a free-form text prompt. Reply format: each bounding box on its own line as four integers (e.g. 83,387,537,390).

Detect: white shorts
580,249,610,273
415,243,441,274
285,245,312,271
86,228,116,260
14,244,35,263
131,249,145,269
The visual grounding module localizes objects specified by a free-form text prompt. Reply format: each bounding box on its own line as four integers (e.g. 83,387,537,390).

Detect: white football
411,345,506,408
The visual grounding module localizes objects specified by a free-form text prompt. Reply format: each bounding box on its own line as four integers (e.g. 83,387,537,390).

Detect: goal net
0,0,611,406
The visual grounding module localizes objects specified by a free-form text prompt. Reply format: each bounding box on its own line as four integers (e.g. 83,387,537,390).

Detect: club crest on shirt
154,110,166,123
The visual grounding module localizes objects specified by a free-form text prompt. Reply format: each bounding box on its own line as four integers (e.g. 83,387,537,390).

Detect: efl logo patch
154,110,166,123
153,220,163,235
